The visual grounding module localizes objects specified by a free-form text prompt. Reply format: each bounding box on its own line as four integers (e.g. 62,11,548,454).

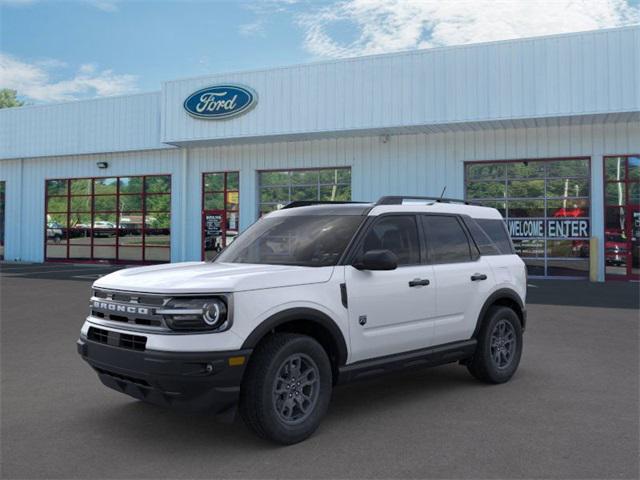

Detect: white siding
1,121,638,273
0,149,183,262
162,27,639,145
144,121,640,281
0,92,168,160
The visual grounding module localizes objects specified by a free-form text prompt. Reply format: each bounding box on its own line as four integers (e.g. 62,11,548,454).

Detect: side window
463,217,499,256
359,215,420,266
422,215,473,264
476,219,515,254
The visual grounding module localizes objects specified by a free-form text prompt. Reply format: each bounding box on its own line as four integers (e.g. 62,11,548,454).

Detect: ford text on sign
508,219,590,238
184,85,257,119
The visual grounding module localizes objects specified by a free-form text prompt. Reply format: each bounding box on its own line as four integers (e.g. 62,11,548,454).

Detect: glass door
202,210,226,261
202,172,239,261
604,156,639,280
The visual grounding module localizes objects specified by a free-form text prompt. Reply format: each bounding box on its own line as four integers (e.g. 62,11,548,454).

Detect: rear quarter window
463,218,500,255
475,218,515,255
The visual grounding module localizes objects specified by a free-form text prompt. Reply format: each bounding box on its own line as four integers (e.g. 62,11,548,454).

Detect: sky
1,0,639,104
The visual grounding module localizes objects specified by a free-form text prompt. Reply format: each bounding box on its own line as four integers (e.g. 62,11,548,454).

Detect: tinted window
359,216,420,266
463,218,499,255
216,215,362,267
477,219,514,254
422,216,472,264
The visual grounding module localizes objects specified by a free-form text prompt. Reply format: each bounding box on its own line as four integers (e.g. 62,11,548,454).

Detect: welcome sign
184,84,257,119
507,219,590,238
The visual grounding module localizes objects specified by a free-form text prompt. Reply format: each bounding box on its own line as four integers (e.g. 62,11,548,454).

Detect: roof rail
375,196,476,206
281,200,368,209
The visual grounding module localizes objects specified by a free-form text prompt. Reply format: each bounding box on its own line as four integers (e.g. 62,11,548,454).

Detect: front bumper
77,337,252,414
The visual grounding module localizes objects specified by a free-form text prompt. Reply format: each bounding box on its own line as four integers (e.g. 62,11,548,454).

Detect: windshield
216,215,364,267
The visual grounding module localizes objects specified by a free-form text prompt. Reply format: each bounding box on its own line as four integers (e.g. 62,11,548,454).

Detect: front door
604,156,639,280
345,215,436,363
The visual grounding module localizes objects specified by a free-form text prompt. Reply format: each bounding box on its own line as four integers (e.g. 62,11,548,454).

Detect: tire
239,333,332,445
467,306,523,384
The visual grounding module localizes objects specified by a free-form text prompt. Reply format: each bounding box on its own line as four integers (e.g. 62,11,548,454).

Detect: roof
269,203,373,217
267,200,503,220
369,203,503,220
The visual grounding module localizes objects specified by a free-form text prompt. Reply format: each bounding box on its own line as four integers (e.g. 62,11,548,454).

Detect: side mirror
353,249,398,271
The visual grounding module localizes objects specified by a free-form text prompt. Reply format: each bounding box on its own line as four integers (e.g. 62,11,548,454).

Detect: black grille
94,289,165,306
89,310,163,327
119,333,147,351
87,327,147,351
90,288,167,329
87,326,108,344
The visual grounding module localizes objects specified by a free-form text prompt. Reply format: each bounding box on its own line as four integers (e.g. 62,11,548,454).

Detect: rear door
345,215,436,363
421,215,495,345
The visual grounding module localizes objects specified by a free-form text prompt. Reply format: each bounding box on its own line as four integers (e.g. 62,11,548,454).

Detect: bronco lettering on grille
92,301,149,315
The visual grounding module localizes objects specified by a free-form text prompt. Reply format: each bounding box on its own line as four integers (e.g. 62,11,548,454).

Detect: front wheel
239,333,332,444
467,306,523,384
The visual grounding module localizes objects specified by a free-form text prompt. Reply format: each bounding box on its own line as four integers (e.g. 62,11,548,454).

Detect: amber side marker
228,356,246,366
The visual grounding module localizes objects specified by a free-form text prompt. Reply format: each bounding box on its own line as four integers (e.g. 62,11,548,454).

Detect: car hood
93,262,334,294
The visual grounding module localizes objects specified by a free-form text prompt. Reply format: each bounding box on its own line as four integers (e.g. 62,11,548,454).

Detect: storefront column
591,155,605,282
239,168,257,232
178,148,188,263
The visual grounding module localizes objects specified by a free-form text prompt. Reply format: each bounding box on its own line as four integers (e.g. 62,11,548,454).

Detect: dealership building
0,26,638,281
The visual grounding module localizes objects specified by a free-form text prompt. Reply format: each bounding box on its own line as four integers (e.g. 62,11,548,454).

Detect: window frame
464,157,591,278
602,155,640,281
420,213,479,265
201,171,240,260
346,214,424,268
257,166,352,217
44,174,171,264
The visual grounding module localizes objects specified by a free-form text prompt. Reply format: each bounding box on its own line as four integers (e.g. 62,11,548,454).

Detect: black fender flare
241,307,349,366
472,288,526,338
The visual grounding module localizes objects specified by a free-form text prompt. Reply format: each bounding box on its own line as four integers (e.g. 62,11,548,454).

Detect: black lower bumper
77,337,251,414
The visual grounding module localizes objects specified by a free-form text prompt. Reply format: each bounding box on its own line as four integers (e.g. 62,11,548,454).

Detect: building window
465,158,591,278
603,155,639,280
258,167,351,216
202,171,239,261
0,181,5,260
45,175,171,263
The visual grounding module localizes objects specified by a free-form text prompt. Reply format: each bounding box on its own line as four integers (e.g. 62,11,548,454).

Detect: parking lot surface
1,263,638,479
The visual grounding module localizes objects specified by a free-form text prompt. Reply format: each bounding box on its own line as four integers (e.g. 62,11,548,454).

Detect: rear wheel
467,306,523,384
239,333,332,444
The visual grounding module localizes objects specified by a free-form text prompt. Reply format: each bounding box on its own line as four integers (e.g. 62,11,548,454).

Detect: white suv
78,196,527,444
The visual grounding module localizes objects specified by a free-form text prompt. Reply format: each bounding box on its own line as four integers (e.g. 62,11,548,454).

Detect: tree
0,89,24,109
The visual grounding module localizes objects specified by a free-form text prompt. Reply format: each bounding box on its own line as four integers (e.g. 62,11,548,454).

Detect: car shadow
84,364,486,451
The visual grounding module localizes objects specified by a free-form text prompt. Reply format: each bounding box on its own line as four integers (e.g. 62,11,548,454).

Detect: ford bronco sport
78,196,527,444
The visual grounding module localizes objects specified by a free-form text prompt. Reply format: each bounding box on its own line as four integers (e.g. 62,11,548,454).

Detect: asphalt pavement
1,263,638,479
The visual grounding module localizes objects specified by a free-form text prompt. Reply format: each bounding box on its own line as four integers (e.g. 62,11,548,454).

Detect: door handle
471,273,488,281
409,278,430,287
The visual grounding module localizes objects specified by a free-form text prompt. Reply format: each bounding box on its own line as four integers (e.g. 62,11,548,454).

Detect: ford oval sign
183,84,257,120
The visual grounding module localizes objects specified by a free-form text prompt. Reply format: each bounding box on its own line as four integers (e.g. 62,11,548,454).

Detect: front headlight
158,296,231,332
